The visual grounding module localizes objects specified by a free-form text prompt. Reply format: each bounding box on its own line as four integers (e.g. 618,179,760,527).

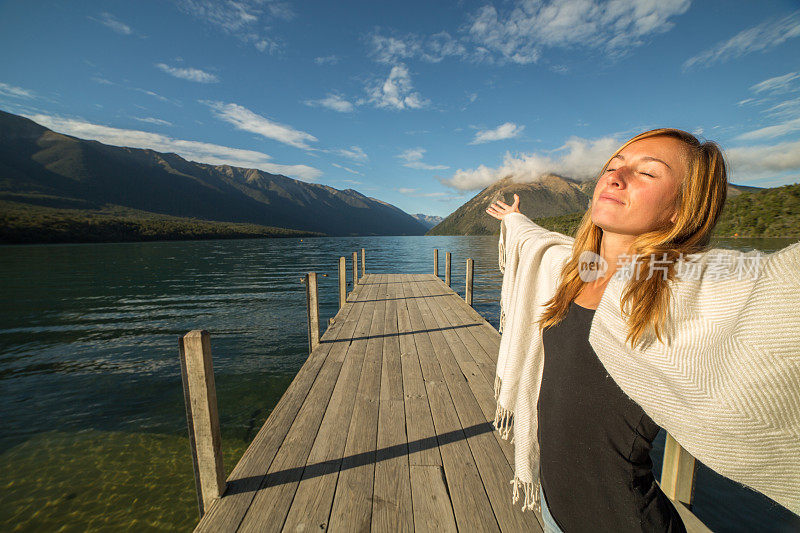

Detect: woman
485,128,800,531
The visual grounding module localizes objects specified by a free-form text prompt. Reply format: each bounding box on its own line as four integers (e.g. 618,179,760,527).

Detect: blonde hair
538,128,728,349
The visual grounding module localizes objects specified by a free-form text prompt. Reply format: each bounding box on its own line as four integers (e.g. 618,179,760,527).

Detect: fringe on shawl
493,375,515,441
511,475,543,515
496,375,543,513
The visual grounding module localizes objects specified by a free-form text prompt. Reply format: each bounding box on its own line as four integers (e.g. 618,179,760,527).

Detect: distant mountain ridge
0,110,428,237
412,213,444,229
428,174,764,235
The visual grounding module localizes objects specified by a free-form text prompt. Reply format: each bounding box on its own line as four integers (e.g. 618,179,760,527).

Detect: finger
486,207,503,218
495,200,510,209
512,194,520,207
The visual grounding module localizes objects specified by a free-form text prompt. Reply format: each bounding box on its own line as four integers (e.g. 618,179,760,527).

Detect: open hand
486,194,521,220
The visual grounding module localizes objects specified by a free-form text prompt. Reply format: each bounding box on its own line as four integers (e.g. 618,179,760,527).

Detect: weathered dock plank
193,271,708,532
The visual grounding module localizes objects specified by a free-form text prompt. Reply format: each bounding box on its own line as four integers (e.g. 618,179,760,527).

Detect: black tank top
537,301,687,532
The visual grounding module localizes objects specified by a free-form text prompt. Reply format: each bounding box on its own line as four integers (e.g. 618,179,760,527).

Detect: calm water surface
1,235,798,532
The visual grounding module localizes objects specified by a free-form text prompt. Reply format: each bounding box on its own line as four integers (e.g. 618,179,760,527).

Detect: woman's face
590,135,688,236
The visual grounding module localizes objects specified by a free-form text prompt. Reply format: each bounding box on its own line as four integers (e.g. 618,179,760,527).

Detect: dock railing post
433,248,439,277
352,251,358,287
361,248,365,280
661,432,697,509
178,330,225,519
466,258,474,306
445,252,451,287
304,272,320,353
339,256,347,309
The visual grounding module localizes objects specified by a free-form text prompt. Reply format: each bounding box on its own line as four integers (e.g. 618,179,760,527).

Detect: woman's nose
605,166,628,186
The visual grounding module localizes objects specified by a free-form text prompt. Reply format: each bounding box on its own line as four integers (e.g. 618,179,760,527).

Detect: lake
1,234,798,531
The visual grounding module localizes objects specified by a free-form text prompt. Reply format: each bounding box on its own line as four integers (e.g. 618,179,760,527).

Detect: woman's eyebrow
613,153,671,170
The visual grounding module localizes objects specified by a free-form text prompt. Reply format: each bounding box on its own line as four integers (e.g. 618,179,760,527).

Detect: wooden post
179,330,225,518
661,432,697,508
339,256,346,309
304,272,320,353
352,251,358,287
433,248,439,277
361,248,365,280
466,258,474,306
445,252,451,287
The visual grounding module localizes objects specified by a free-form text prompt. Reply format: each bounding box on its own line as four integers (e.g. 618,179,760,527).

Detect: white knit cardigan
493,212,800,517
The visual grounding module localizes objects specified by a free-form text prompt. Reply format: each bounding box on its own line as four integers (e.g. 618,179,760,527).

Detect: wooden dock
181,261,711,532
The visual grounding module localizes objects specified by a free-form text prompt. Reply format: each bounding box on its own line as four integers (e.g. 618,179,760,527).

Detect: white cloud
367,30,466,64
766,98,800,120
332,162,362,175
734,117,800,142
132,116,173,127
90,12,133,35
467,0,691,65
365,1,690,67
397,148,449,170
0,82,35,99
750,72,800,95
314,55,340,65
445,135,620,190
304,93,354,112
469,122,524,144
727,138,800,179
175,0,292,53
23,113,321,180
684,10,800,70
156,63,219,83
203,100,317,150
335,146,368,162
364,64,429,110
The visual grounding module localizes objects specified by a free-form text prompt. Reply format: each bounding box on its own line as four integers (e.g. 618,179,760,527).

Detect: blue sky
1,0,799,217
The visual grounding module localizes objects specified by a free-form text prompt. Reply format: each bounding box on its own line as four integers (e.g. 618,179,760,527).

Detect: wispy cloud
132,116,173,127
750,71,800,95
684,10,800,70
314,55,340,65
471,0,691,64
396,188,451,198
335,146,368,162
734,70,800,140
175,0,293,54
89,12,134,35
24,113,321,180
445,135,620,190
397,148,448,170
367,30,466,64
304,93,355,112
332,162,362,175
469,122,524,145
203,100,318,150
734,117,800,142
156,63,219,83
0,82,35,99
362,64,429,110
367,1,690,66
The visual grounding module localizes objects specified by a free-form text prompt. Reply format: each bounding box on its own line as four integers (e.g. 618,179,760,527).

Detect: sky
1,0,800,217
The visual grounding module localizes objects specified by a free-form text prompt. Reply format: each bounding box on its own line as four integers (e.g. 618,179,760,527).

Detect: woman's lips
599,194,624,205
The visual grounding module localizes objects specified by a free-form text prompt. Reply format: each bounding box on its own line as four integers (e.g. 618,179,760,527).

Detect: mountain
428,174,764,236
0,110,428,237
411,213,444,229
